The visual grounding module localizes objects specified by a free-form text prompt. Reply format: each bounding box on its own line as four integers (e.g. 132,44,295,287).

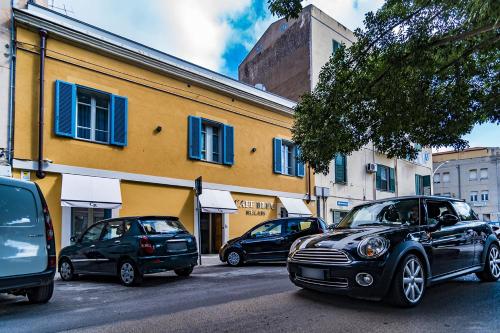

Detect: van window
0,185,38,227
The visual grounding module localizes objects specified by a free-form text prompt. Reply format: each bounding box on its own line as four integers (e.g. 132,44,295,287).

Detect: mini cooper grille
291,248,351,265
295,276,349,289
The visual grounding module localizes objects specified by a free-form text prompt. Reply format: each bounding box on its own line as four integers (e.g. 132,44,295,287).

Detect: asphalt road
0,264,499,333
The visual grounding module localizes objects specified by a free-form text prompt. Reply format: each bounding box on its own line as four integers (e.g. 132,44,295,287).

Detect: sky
48,0,498,148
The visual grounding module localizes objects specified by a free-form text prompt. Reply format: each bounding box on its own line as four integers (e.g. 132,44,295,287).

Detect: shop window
470,191,478,202
273,138,304,177
54,80,127,146
188,116,234,165
334,154,347,183
376,164,395,192
481,190,489,201
480,168,488,180
71,208,111,242
442,172,450,183
469,169,477,181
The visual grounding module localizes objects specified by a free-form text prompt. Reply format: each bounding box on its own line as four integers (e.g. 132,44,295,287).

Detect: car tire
387,254,426,308
118,259,143,286
27,280,54,304
476,243,500,282
226,249,243,267
174,266,194,277
59,258,77,281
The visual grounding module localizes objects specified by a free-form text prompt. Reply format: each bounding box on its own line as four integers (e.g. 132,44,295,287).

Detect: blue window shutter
54,80,76,137
188,116,202,159
415,174,421,194
111,95,128,146
223,124,234,165
295,146,305,177
273,138,282,174
389,167,396,192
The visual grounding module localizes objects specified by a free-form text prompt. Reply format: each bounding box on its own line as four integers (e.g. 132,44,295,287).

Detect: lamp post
431,160,449,195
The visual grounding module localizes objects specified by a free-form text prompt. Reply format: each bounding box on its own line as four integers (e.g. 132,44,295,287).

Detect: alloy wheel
402,258,424,303
60,261,72,280
227,252,240,266
120,263,135,285
489,246,500,278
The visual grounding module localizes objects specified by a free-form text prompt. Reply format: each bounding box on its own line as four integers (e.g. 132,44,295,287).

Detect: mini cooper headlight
357,236,389,259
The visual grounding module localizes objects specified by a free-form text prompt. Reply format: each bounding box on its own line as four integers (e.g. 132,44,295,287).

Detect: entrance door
200,213,223,254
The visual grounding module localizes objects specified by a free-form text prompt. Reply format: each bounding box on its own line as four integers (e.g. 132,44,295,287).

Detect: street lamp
431,160,449,195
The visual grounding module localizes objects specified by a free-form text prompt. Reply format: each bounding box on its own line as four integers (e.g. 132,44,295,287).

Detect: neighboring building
9,3,316,254
433,147,500,222
239,4,433,224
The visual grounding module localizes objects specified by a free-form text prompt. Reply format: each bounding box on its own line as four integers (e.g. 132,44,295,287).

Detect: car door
240,220,285,261
425,199,475,276
94,220,128,275
71,222,106,273
450,201,484,267
282,219,320,260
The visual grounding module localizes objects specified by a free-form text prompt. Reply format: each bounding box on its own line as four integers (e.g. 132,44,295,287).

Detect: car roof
364,195,465,205
0,176,38,191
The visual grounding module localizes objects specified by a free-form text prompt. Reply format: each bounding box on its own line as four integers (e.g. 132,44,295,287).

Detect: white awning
199,189,237,214
278,197,312,217
61,174,122,209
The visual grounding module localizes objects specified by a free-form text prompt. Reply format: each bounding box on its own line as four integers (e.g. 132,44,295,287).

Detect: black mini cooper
287,196,500,307
58,216,198,286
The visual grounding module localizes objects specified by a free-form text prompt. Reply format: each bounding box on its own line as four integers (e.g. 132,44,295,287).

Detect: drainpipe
36,29,47,179
306,165,312,203
7,0,16,165
456,164,461,199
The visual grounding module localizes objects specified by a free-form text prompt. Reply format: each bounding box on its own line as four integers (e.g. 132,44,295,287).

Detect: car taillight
35,184,56,269
140,236,155,255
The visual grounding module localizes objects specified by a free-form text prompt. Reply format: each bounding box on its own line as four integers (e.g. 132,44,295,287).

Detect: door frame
194,197,229,251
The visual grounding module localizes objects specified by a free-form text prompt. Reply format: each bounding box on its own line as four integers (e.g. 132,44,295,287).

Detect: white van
0,177,56,303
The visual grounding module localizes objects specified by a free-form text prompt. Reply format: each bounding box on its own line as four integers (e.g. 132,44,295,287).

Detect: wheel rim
227,252,240,266
403,258,424,303
489,246,500,278
60,262,72,280
121,263,135,284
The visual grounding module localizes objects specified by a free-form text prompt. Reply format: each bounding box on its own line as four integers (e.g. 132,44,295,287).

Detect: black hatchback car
58,216,198,286
220,217,328,266
287,196,500,307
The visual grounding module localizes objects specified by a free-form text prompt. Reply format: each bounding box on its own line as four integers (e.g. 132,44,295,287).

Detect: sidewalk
199,254,224,267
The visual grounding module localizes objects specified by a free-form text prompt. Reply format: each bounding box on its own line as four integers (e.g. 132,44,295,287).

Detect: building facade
433,147,500,222
9,3,316,254
239,4,433,224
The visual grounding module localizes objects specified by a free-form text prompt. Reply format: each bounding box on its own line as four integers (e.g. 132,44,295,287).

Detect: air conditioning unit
366,163,377,173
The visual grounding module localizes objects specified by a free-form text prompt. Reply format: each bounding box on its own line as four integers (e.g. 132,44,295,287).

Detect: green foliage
272,0,500,174
267,0,302,20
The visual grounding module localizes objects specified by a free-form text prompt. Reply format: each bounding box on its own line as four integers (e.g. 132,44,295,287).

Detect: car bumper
139,252,198,274
287,258,390,300
0,268,55,293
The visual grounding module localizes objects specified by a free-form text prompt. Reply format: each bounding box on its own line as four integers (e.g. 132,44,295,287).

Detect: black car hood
300,226,395,250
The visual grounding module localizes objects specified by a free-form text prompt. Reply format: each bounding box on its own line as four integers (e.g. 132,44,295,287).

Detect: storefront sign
337,201,349,207
234,200,275,216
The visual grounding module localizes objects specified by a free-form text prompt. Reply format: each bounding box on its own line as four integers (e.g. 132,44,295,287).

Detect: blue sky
49,0,498,148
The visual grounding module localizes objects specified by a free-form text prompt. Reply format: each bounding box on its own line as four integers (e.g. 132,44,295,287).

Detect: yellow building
10,4,315,254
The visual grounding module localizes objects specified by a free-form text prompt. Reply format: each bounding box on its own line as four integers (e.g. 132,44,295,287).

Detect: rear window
140,219,186,234
0,184,38,227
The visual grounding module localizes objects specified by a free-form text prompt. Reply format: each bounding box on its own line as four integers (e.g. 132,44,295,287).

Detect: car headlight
357,236,389,259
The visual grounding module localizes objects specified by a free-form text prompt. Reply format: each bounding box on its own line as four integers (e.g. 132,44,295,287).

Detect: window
76,89,110,143
442,172,450,183
415,174,431,195
0,185,37,227
273,138,304,177
483,214,491,222
201,122,221,163
102,220,126,241
332,39,341,54
376,164,395,192
481,190,489,201
427,200,457,226
470,191,478,202
71,208,111,241
54,80,128,146
80,223,105,243
334,154,347,183
433,173,440,184
451,201,478,221
140,218,187,234
286,219,314,234
332,210,348,225
469,169,477,181
250,221,282,238
480,168,488,180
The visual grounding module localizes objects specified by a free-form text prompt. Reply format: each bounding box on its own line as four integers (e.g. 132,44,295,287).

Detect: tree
268,0,500,174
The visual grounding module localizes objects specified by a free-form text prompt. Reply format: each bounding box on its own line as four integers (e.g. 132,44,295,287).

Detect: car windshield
140,219,186,234
337,199,420,229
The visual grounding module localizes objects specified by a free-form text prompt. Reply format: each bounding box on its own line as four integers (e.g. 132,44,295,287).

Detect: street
0,264,499,333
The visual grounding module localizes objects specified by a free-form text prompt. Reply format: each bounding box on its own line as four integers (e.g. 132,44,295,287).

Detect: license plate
166,241,187,252
301,267,325,280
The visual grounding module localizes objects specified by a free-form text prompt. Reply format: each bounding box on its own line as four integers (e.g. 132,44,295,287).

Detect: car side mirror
70,236,80,243
440,214,459,227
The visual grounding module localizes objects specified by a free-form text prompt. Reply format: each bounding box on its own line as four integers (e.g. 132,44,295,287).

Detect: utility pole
195,176,202,265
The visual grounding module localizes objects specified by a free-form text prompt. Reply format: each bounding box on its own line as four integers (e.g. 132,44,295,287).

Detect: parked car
287,196,500,307
220,217,328,266
58,216,198,286
0,177,56,303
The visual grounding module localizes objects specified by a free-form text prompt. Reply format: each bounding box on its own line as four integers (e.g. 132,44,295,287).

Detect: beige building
239,4,433,223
